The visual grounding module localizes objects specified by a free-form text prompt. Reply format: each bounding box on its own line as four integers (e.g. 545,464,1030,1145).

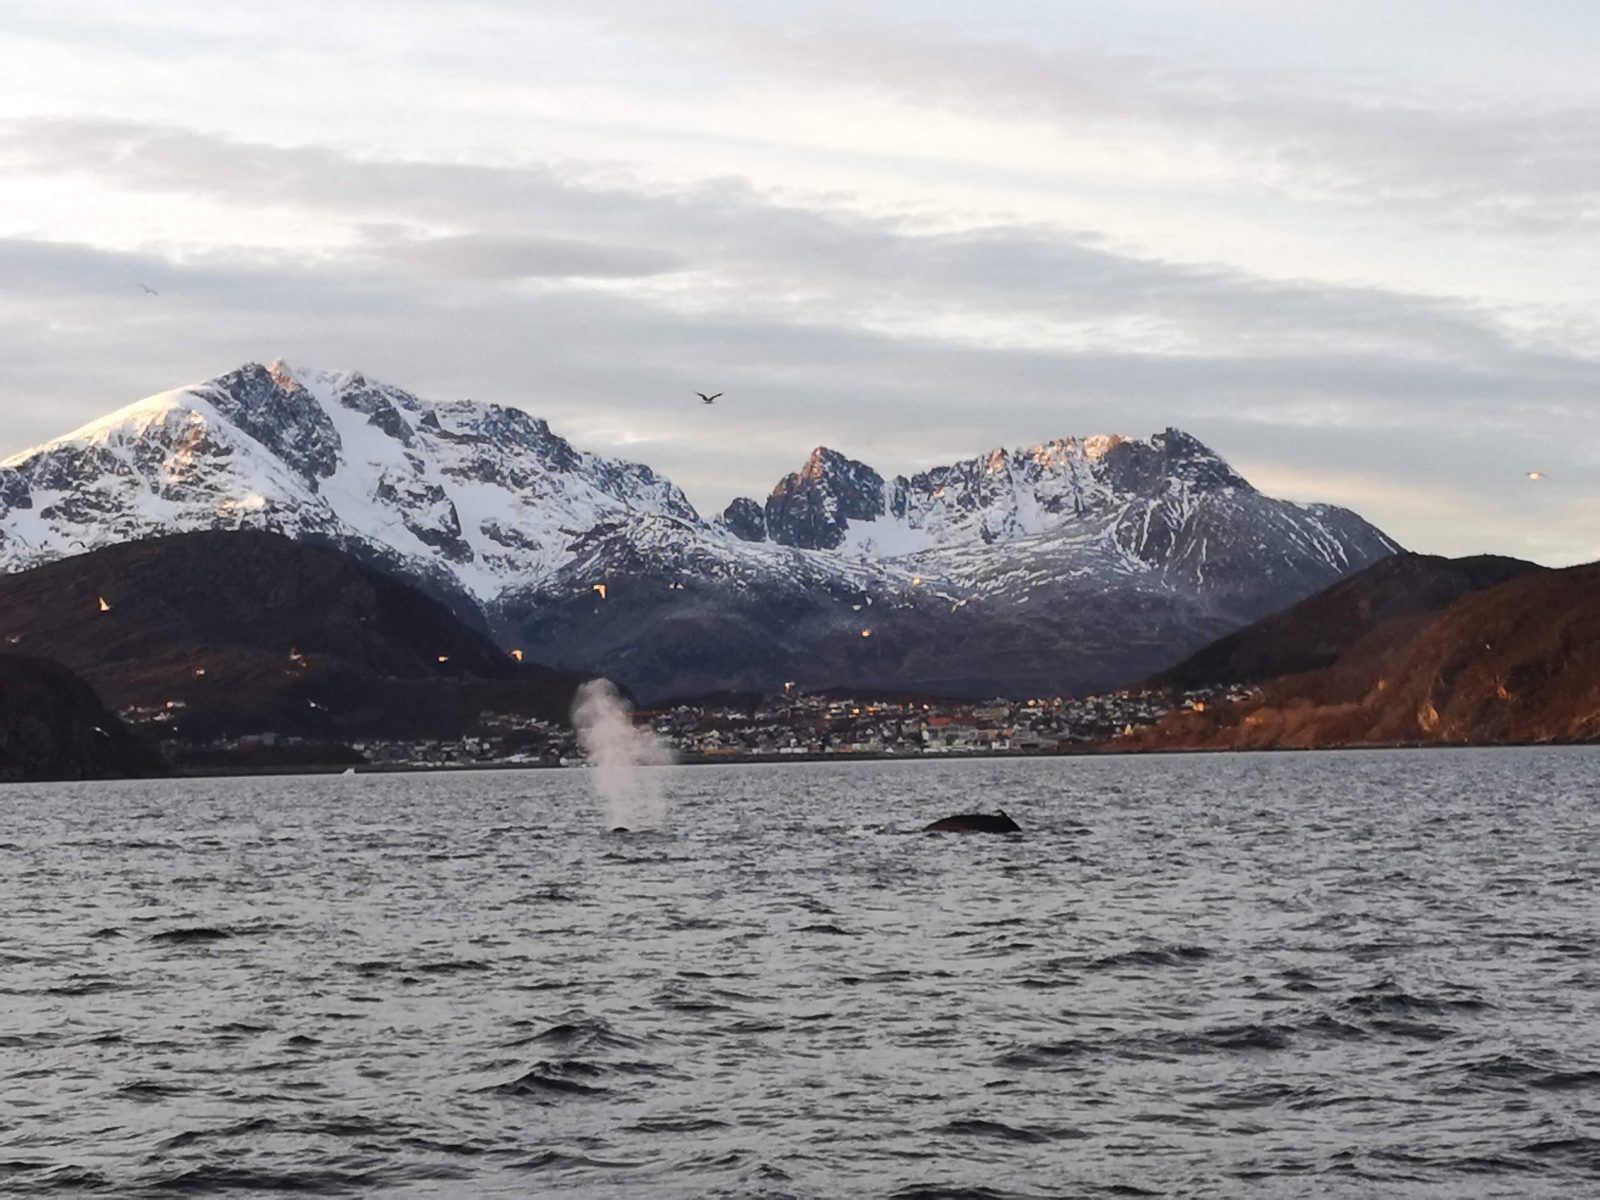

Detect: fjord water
4,751,1600,1198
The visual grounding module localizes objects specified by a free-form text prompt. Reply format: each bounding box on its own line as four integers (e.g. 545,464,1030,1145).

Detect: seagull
697,392,723,405
138,283,158,296
1526,471,1545,481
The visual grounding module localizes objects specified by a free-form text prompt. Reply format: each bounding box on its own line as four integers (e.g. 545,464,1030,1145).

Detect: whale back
924,811,1021,834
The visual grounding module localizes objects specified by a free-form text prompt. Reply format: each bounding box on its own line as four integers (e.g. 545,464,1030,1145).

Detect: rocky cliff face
763,447,895,550
0,361,1402,700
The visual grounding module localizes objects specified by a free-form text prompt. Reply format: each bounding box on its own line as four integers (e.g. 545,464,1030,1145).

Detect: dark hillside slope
0,654,164,781
0,531,591,739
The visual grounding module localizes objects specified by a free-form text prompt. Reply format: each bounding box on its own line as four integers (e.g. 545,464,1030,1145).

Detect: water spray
569,679,675,831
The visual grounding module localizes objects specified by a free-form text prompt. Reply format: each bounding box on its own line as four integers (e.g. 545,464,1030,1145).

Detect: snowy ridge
0,360,1402,697
0,361,708,602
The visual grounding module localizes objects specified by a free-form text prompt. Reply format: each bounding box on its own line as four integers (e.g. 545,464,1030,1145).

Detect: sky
1,0,1596,564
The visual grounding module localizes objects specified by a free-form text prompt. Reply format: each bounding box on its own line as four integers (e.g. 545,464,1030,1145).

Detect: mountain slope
1149,552,1543,690
0,361,1402,700
1121,561,1600,749
0,531,591,739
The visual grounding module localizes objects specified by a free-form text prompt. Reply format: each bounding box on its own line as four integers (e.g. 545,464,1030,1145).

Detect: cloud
656,18,1600,234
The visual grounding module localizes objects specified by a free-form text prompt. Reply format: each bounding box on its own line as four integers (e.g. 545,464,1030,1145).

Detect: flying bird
697,392,723,405
138,283,158,296
1526,471,1545,481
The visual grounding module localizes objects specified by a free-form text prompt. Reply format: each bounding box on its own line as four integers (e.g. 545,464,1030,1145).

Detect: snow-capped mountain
725,432,1383,608
0,362,694,619
0,361,1401,699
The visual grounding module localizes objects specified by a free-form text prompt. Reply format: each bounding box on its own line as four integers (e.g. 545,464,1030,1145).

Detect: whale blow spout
924,809,1021,834
570,677,675,831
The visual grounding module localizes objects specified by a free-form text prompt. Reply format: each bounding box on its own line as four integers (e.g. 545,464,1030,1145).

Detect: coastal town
144,685,1246,772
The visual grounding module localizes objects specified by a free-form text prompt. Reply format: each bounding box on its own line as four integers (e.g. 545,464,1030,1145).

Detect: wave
1518,1135,1600,1171
506,1149,650,1172
1140,1022,1292,1056
936,1118,1065,1144
1340,978,1491,1016
1530,1067,1600,1090
889,1185,1134,1200
994,1038,1095,1069
148,927,235,945
156,1117,278,1151
998,1022,1293,1070
0,1162,113,1194
115,1081,190,1101
1089,944,1212,970
42,976,122,997
624,1115,730,1133
513,1018,644,1053
485,1063,612,1100
652,983,736,1013
212,1021,272,1035
147,1163,455,1194
413,959,495,975
148,923,287,945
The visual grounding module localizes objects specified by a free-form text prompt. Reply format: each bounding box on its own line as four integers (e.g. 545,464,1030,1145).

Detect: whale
923,809,1021,834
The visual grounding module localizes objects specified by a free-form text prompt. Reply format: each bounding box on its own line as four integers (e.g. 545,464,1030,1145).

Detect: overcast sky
2,0,1596,563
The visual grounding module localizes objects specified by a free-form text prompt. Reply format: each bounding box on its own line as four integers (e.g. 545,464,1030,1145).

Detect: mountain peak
1081,434,1127,460
266,358,304,393
767,447,888,550
1145,427,1250,491
721,496,768,543
200,363,343,484
797,446,859,482
266,359,390,404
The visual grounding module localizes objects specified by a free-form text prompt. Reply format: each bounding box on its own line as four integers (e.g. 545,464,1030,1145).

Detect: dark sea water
4,749,1600,1198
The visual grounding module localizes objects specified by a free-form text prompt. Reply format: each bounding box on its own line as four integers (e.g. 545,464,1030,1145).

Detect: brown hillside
1149,552,1540,690
1123,561,1600,749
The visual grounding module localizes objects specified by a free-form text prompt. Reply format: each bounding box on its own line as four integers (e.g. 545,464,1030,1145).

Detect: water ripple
4,748,1600,1196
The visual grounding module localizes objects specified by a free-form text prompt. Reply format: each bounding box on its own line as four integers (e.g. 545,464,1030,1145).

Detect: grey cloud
0,229,1587,445
369,231,685,280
